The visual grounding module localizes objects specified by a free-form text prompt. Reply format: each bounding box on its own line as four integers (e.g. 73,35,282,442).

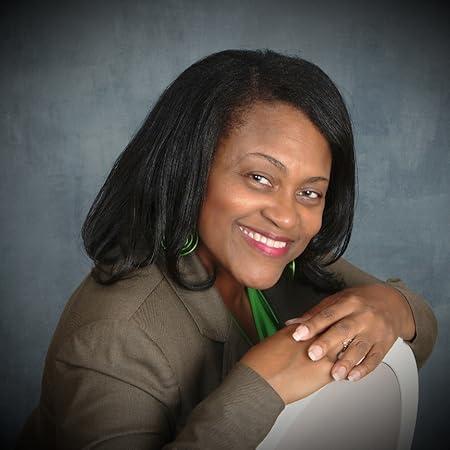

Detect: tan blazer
17,255,437,449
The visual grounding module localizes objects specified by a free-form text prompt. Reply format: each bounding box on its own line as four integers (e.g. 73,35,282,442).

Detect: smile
238,225,290,257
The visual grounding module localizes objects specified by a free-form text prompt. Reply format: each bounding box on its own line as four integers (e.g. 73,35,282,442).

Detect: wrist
384,283,416,341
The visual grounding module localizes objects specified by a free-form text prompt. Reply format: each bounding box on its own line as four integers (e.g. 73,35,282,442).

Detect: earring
180,233,199,256
289,259,296,278
161,232,199,256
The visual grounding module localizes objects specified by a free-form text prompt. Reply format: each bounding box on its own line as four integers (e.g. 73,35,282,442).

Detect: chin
242,268,284,290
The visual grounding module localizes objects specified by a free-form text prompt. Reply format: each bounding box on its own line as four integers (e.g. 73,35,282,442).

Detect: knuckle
338,359,353,371
315,338,330,351
358,308,370,320
354,339,371,354
335,320,352,337
345,295,362,309
319,307,335,320
361,305,378,322
375,321,392,339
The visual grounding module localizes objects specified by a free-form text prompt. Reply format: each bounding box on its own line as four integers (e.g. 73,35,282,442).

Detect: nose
261,192,299,231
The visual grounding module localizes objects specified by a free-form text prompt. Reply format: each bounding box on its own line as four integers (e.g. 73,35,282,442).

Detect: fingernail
332,366,347,381
348,370,361,382
308,345,323,361
286,316,309,326
285,318,299,325
292,325,309,341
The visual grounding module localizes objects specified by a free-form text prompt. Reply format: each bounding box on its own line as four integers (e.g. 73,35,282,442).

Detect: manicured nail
308,345,323,361
348,370,361,382
286,314,312,326
292,325,309,341
332,366,347,381
285,318,299,325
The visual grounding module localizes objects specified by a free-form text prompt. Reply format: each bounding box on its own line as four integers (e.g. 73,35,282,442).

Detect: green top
230,287,281,345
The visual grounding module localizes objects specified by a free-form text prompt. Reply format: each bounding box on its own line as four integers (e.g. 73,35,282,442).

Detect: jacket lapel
165,254,253,378
171,253,331,336
166,254,332,380
164,253,232,343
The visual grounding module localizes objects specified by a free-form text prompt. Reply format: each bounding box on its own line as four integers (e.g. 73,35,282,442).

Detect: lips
238,225,291,257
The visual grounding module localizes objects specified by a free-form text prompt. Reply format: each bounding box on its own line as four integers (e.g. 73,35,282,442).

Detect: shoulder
50,263,192,354
47,254,229,373
65,264,166,323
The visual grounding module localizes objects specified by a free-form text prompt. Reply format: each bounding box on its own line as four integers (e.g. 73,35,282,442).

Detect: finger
284,293,342,326
347,344,388,381
284,314,312,326
303,318,357,361
331,337,372,380
300,292,342,318
291,300,354,342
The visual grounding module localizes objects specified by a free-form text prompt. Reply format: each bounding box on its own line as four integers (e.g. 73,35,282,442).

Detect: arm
327,257,437,368
285,256,437,382
173,362,284,448
52,320,283,449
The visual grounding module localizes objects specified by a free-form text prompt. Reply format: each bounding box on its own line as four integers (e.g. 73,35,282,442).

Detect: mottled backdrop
1,0,449,448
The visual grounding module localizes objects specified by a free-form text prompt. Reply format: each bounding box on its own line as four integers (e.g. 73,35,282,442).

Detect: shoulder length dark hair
82,49,355,291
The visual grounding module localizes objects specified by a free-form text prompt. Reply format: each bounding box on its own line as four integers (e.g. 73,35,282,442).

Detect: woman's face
197,101,332,290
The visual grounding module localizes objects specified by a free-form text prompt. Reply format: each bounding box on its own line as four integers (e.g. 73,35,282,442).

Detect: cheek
198,185,243,241
303,207,325,239
204,179,251,220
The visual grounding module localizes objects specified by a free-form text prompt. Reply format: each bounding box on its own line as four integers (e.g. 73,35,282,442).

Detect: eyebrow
241,152,329,183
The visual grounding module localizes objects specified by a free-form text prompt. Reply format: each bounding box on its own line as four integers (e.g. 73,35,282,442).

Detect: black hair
82,49,355,291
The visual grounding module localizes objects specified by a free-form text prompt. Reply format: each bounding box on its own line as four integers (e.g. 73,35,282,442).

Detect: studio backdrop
1,0,449,448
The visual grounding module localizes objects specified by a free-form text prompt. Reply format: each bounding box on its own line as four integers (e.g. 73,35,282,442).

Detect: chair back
258,338,418,450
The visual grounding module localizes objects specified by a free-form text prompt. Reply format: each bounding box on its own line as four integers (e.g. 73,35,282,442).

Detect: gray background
1,0,449,448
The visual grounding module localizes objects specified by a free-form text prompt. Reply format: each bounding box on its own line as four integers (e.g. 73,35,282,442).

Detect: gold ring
342,338,354,352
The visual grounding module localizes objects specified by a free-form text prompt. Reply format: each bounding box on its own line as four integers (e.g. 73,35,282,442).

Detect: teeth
239,226,287,249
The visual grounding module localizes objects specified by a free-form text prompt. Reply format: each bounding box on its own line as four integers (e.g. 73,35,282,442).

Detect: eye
248,173,272,187
298,189,322,200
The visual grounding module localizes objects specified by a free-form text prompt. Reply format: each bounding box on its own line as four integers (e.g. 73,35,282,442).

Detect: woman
18,49,437,449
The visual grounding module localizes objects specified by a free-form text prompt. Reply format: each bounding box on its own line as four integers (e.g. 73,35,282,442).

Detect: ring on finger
337,338,355,359
342,337,354,352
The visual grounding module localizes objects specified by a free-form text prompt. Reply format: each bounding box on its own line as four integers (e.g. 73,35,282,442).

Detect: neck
195,245,246,309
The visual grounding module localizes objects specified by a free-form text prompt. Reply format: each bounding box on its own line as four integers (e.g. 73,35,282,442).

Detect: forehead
214,101,331,172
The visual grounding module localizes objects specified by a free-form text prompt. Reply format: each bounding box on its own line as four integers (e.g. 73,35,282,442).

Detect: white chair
258,338,418,450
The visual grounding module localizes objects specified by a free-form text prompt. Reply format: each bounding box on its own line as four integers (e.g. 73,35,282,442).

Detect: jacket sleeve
325,257,437,368
51,319,284,449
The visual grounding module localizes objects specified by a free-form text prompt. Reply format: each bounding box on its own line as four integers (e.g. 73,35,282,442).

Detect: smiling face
196,101,332,290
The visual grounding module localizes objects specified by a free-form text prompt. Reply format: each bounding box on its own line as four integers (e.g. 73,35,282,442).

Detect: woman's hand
284,283,416,382
240,325,334,405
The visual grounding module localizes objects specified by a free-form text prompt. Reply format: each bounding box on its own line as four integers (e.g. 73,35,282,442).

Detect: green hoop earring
289,259,296,278
161,232,199,256
180,233,199,256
